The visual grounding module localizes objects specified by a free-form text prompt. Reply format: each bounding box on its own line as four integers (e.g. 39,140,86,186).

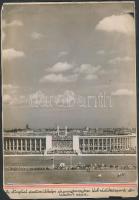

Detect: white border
1,1,137,197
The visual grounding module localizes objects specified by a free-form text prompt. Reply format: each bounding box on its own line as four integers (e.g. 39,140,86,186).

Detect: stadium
4,126,137,184
4,126,136,155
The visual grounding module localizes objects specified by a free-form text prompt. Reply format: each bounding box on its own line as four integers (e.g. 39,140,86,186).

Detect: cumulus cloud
3,84,19,95
31,32,44,40
28,90,48,107
30,90,45,99
73,64,101,81
74,64,101,74
3,84,19,90
58,51,68,57
46,62,74,73
2,20,23,43
43,63,102,83
108,56,133,64
99,68,117,75
85,74,98,80
112,89,134,96
28,90,77,108
3,94,27,105
3,48,25,61
40,73,78,83
3,20,23,28
96,14,134,35
3,84,28,105
3,94,12,104
2,19,23,42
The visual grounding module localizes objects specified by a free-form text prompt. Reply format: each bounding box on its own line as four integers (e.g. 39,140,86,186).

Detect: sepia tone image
2,2,138,198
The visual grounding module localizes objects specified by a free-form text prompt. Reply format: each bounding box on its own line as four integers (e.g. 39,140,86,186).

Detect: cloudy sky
2,2,136,129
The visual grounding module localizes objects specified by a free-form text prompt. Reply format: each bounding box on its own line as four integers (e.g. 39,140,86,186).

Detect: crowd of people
52,140,73,150
5,163,136,172
47,149,75,154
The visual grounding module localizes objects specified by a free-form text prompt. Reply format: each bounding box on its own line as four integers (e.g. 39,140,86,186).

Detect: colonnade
79,136,134,152
4,137,46,152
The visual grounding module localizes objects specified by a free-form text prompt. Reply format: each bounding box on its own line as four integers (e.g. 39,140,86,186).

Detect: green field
4,155,136,167
4,155,137,184
4,170,136,184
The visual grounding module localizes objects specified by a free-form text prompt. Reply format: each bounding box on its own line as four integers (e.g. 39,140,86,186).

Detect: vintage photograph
2,2,137,198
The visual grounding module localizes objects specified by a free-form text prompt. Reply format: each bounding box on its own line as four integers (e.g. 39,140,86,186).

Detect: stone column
102,138,104,151
128,137,130,148
40,138,42,152
124,137,126,149
88,139,90,152
97,138,99,151
106,138,108,151
9,139,11,151
35,139,37,151
114,138,116,151
110,138,111,151
73,136,79,152
5,139,8,150
129,137,131,148
121,138,123,150
119,138,120,149
46,137,47,152
123,137,125,150
21,139,23,152
46,136,52,153
126,138,128,149
13,139,15,151
93,139,94,151
117,137,118,150
25,139,27,151
30,139,32,152
83,139,85,151
120,138,122,150
17,139,19,151
7,139,9,150
112,138,114,151
122,138,124,150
